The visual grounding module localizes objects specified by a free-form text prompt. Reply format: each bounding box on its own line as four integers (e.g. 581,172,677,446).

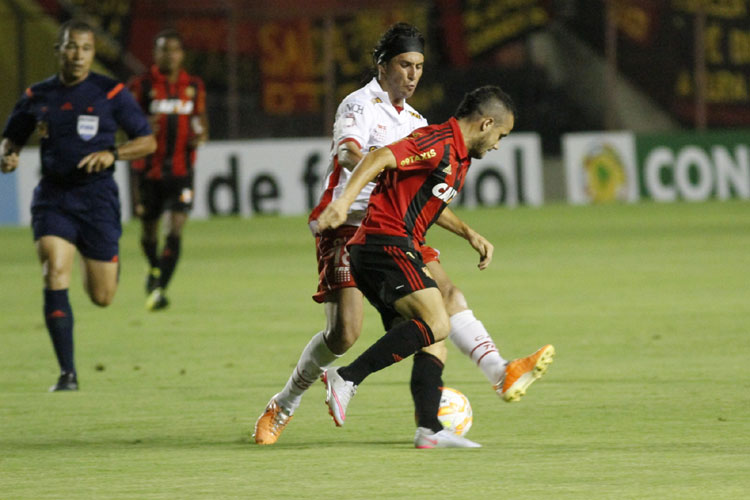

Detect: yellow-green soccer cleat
145,287,169,311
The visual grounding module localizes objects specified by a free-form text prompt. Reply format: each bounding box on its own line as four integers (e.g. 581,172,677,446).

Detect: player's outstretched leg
253,331,339,444
414,427,481,448
497,344,555,402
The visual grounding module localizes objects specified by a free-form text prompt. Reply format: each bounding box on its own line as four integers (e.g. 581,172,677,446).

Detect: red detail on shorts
107,83,124,100
421,245,440,264
162,248,172,257
392,353,404,362
48,310,67,319
312,225,359,303
61,102,73,110
110,255,119,263
87,106,94,112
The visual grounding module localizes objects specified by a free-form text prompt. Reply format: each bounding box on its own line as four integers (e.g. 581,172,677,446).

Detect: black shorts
138,176,194,221
349,239,437,329
31,177,121,262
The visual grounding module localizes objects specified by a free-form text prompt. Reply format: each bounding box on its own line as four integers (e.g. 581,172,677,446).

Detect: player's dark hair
372,22,425,67
55,20,94,48
454,86,516,121
154,29,184,49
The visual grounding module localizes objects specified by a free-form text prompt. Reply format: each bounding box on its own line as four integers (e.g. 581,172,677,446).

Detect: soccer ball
437,387,473,436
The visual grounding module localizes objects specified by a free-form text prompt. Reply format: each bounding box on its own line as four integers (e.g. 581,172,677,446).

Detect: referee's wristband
108,145,119,163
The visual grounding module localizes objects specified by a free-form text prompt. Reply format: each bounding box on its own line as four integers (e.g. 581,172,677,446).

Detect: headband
375,35,424,65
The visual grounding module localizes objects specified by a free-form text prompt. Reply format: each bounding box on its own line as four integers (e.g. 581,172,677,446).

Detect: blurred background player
128,29,208,311
318,86,554,447
0,20,156,391
254,23,547,447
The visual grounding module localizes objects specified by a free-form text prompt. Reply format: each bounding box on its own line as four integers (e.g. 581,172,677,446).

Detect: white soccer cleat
414,427,482,449
321,368,356,427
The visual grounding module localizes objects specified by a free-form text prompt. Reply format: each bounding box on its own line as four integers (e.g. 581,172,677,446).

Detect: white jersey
309,78,428,231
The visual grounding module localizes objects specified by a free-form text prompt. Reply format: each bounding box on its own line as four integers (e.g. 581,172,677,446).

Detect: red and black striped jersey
349,117,471,250
128,66,205,179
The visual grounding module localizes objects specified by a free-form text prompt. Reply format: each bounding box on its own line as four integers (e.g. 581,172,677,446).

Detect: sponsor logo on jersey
374,124,388,142
432,182,458,203
149,99,195,115
399,148,436,167
343,112,357,128
184,86,196,99
345,102,364,115
77,115,99,141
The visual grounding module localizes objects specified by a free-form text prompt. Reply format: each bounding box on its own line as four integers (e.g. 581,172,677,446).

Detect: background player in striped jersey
128,29,208,311
318,86,554,447
1,20,156,391
254,24,547,447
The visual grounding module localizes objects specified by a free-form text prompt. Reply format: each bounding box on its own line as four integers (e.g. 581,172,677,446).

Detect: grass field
1,201,749,499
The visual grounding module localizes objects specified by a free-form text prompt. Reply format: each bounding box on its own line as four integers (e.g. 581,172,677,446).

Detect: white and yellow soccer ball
437,387,473,436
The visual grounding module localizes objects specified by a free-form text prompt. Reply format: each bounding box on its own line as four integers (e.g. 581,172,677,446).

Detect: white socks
275,331,340,414
449,309,507,385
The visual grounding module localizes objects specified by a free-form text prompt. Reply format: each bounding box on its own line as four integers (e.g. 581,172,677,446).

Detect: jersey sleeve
332,95,373,149
193,77,207,115
111,84,152,139
2,89,38,146
386,134,444,172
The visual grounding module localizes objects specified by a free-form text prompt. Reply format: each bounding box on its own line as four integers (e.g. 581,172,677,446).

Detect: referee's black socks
43,288,75,375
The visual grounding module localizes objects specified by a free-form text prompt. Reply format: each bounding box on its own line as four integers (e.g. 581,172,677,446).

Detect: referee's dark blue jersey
2,72,151,185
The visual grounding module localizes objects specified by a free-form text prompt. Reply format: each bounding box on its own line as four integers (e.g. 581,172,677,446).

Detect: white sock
275,331,340,414
449,309,507,385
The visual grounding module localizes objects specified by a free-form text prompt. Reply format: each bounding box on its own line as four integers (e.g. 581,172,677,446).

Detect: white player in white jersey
254,23,553,448
308,77,427,232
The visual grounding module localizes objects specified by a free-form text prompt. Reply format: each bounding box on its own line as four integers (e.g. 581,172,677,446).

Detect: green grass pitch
1,201,749,499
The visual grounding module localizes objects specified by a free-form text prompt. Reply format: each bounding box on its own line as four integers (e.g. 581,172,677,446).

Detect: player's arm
188,111,209,148
436,207,494,270
317,146,397,231
77,134,157,174
0,137,22,174
336,140,363,171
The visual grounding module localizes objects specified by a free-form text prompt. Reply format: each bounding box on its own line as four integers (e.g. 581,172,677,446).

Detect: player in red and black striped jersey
128,29,208,311
319,86,554,446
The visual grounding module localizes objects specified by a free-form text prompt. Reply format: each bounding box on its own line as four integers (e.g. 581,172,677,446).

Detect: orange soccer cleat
496,344,555,402
253,396,293,445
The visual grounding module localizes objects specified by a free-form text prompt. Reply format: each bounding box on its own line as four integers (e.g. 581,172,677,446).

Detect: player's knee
326,321,360,354
425,314,450,343
422,341,447,363
44,266,68,289
89,288,116,307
